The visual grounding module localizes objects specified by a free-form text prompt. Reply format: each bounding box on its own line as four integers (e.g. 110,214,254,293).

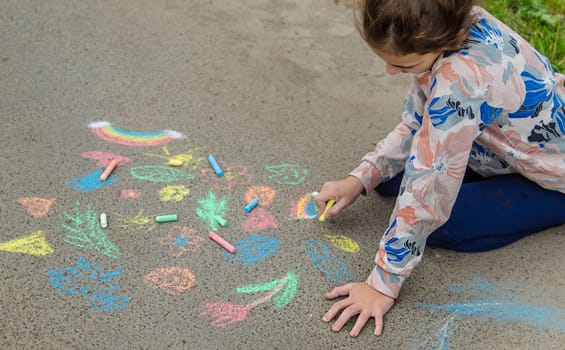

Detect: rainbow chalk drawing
18,197,56,218
265,163,309,185
415,275,565,331
145,146,207,169
66,169,118,192
130,165,195,183
46,256,130,312
196,191,228,231
160,225,204,257
144,267,196,296
241,208,278,232
0,231,54,256
289,193,318,219
324,234,360,253
88,121,185,147
201,272,298,328
158,184,190,202
223,235,280,267
116,210,157,233
301,239,355,283
62,202,122,259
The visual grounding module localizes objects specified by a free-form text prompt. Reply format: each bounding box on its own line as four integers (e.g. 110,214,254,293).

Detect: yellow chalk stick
319,200,336,222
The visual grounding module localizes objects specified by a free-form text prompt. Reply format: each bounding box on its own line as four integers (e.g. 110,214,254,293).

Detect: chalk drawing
62,202,122,259
130,165,195,183
88,121,185,147
81,151,130,168
245,186,276,206
196,191,227,231
116,210,157,233
223,235,280,266
265,163,309,185
160,225,204,257
324,234,360,253
0,231,54,256
201,161,253,191
289,193,318,219
201,272,298,328
46,256,130,312
241,208,278,232
415,275,565,331
301,239,355,283
18,197,56,218
158,184,190,202
120,189,141,199
144,266,196,296
66,169,118,192
145,145,207,169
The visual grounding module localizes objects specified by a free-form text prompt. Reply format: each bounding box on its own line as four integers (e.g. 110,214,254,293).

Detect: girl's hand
314,176,364,220
322,282,395,337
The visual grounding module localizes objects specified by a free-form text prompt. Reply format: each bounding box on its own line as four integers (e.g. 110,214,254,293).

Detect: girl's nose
385,63,402,75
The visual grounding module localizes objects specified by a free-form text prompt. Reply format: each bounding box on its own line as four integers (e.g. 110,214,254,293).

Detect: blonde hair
351,0,476,54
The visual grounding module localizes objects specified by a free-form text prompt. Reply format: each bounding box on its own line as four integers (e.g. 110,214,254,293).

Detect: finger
325,284,351,299
323,199,347,219
349,312,370,337
322,298,352,323
374,314,384,336
331,305,359,332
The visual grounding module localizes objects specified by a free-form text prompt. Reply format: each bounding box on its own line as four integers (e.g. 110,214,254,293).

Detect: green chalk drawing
62,202,122,259
130,165,195,183
265,163,309,185
196,191,227,231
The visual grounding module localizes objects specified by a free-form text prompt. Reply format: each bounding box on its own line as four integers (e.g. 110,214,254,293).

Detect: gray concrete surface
1,1,564,349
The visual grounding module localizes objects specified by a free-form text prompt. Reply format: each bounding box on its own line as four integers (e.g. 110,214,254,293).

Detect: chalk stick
100,159,119,181
244,197,260,213
214,215,227,227
166,159,184,166
209,231,236,253
100,213,108,228
319,199,336,222
208,154,224,177
155,214,178,223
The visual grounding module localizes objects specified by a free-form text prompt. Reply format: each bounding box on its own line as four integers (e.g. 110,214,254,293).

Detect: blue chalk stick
244,197,260,213
208,154,224,177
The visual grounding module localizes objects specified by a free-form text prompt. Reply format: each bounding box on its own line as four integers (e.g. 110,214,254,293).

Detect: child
314,0,565,337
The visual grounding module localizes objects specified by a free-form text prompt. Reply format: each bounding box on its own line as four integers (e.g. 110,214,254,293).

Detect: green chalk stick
155,214,178,223
214,215,227,227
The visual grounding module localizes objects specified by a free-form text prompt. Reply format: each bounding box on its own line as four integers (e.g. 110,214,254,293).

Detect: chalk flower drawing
201,272,298,328
265,163,309,185
144,267,196,296
160,225,203,257
158,185,190,202
46,256,130,312
0,231,54,256
201,161,253,191
196,191,228,231
145,145,207,169
62,202,121,259
116,210,157,233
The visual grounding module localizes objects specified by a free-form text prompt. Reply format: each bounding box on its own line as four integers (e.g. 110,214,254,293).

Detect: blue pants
376,170,565,252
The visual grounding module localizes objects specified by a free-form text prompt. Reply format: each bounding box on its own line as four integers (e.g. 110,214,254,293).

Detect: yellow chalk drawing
158,185,190,202
324,234,360,253
146,146,207,170
116,210,157,233
0,231,54,256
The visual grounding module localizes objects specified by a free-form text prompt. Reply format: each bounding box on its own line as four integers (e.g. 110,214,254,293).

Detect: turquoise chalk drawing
223,235,280,266
265,163,309,185
46,256,130,312
196,191,227,231
301,239,355,283
62,202,122,259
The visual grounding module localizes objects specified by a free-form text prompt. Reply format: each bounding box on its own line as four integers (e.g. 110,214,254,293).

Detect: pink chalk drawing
145,145,207,169
201,272,298,328
241,208,278,232
120,189,141,199
81,151,131,168
245,186,277,206
144,267,196,296
201,161,253,191
160,225,204,257
18,197,56,218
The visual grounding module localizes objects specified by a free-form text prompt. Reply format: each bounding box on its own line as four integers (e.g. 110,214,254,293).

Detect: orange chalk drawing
18,197,56,218
245,186,276,206
144,267,196,296
0,231,54,256
120,189,141,199
241,208,278,232
160,225,204,257
145,146,207,169
116,210,157,233
158,185,190,202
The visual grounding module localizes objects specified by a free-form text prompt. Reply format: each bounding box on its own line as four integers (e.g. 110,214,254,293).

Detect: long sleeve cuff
366,264,405,299
349,159,383,195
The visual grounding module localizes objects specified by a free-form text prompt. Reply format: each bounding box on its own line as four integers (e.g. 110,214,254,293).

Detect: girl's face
372,47,442,75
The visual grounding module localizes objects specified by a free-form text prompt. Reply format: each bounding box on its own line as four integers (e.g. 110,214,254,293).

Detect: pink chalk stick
100,159,119,181
209,231,236,254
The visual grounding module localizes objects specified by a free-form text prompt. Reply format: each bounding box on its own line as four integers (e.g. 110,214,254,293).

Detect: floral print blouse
349,7,565,299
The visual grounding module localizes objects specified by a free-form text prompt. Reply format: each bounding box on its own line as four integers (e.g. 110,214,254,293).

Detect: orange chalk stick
209,231,236,254
100,159,119,181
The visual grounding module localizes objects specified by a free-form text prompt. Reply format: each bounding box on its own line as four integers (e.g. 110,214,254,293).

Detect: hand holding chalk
313,176,365,220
